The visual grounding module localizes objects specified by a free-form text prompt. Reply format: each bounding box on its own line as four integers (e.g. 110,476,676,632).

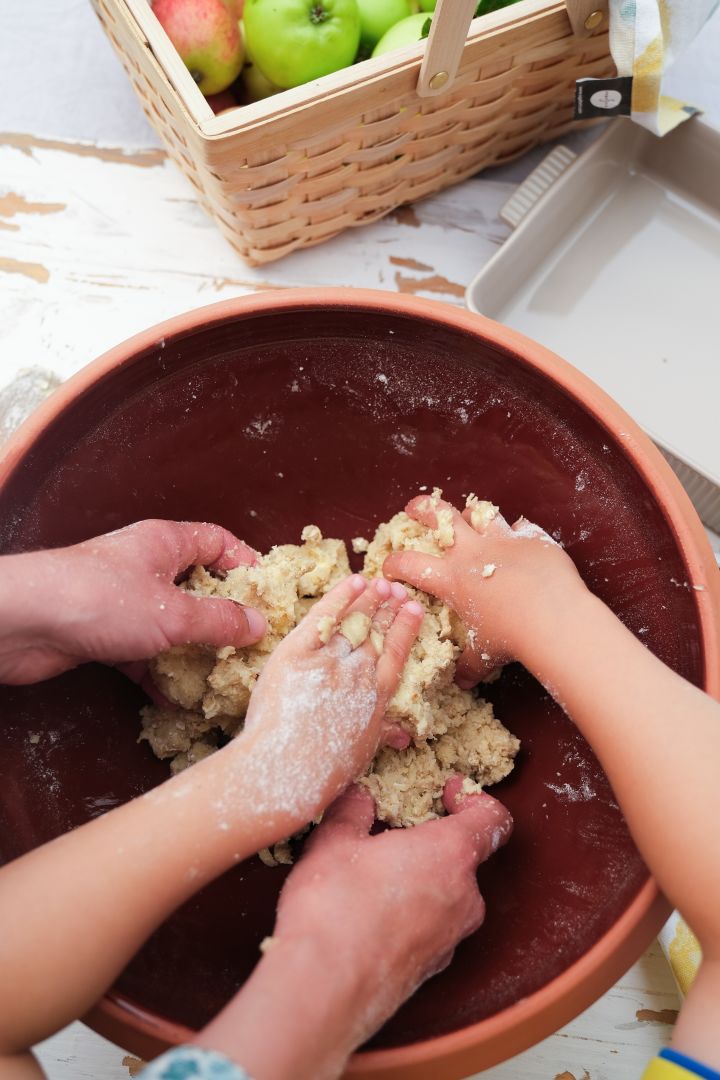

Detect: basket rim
110,0,585,143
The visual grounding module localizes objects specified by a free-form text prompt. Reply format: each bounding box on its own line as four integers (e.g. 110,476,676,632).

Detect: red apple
205,89,239,112
220,0,244,16
152,0,245,96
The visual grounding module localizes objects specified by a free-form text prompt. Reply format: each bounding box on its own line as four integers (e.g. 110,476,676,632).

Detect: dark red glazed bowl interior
0,294,708,1056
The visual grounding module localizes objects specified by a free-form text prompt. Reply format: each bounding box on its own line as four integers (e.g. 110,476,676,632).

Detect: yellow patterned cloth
659,912,702,996
608,0,719,134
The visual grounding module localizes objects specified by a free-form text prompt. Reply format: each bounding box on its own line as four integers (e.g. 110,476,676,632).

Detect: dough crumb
466,494,499,531
351,536,370,554
260,936,277,953
339,611,371,649
316,614,336,644
301,524,323,543
461,776,484,796
481,563,496,578
370,628,384,656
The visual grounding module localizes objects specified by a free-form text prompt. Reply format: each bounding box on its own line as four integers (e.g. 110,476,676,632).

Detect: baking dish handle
418,0,609,98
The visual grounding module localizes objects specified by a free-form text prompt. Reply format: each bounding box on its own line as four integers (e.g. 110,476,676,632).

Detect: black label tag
575,76,633,120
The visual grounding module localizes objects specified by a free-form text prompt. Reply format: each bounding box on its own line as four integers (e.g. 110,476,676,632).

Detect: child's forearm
0,730,317,1054
518,587,720,954
0,1054,45,1080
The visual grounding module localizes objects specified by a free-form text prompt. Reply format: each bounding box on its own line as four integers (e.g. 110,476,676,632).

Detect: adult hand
197,777,512,1080
0,520,266,684
384,494,585,688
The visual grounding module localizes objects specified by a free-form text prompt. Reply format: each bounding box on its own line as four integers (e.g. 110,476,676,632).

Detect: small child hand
242,575,424,813
0,520,265,684
384,494,586,688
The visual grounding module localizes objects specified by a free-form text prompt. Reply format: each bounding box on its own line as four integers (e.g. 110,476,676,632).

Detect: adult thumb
166,593,266,649
442,774,513,866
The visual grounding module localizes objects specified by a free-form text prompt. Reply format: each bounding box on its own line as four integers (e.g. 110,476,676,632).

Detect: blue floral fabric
138,1046,253,1080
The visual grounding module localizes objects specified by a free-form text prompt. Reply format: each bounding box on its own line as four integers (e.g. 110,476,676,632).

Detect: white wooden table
3,3,720,1077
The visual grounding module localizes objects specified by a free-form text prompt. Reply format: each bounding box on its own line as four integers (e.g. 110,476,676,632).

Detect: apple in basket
357,0,412,51
152,0,245,95
243,0,360,89
418,0,521,10
372,11,431,54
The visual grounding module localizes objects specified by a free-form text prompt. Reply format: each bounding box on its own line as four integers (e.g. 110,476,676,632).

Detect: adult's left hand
0,519,266,684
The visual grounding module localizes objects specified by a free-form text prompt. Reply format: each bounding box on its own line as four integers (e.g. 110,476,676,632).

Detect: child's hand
241,575,423,814
197,778,512,1078
0,520,266,684
384,494,586,688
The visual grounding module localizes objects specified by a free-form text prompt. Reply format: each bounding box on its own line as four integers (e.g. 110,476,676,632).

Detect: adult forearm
517,588,720,946
196,934,367,1080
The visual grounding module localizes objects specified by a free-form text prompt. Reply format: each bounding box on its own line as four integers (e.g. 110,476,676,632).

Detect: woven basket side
92,0,614,265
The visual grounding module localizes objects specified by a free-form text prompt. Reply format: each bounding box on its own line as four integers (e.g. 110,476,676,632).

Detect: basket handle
417,0,609,98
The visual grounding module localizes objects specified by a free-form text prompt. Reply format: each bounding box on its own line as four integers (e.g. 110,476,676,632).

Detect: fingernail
244,608,266,638
390,582,407,600
405,600,424,616
350,574,366,591
374,578,391,598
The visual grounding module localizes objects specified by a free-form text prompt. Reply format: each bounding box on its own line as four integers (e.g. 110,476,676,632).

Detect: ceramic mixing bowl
0,290,717,1078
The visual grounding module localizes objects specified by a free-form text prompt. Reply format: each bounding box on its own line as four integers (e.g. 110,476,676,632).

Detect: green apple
358,0,412,51
372,11,430,55
417,0,435,9
244,0,360,89
242,59,281,99
152,0,245,96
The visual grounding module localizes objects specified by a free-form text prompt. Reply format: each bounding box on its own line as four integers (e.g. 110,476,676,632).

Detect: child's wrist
509,577,595,669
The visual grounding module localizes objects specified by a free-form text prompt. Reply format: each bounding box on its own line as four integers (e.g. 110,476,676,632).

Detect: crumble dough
140,503,519,833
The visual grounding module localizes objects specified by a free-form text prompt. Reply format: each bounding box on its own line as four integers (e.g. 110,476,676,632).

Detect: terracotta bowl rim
3,289,718,1076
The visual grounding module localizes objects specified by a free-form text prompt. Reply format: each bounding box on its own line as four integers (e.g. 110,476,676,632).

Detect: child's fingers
326,578,392,653
405,494,472,545
461,500,508,537
383,550,450,601
455,644,500,690
510,516,555,544
369,583,408,639
382,723,411,749
292,575,368,650
376,599,424,701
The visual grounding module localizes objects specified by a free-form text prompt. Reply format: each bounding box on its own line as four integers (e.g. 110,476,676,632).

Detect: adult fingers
115,662,172,706
375,600,424,702
156,520,258,574
441,775,513,867
309,784,375,848
163,592,266,649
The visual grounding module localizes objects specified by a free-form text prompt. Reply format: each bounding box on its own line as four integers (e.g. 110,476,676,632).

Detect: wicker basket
92,0,614,265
